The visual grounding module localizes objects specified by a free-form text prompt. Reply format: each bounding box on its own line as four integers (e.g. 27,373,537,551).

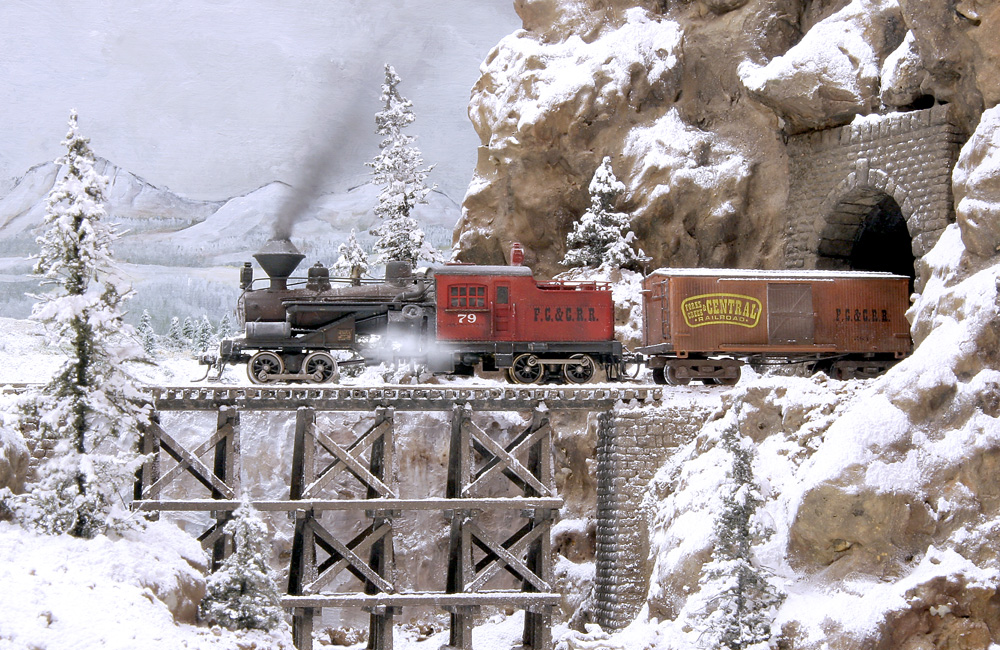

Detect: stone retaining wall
594,403,714,630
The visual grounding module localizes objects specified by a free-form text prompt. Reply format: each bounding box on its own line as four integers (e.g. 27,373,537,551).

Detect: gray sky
0,1,519,201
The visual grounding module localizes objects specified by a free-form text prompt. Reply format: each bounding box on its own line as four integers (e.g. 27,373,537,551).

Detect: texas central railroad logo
681,293,762,328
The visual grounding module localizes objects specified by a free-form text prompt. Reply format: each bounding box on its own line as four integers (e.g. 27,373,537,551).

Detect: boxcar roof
646,268,909,279
433,265,535,277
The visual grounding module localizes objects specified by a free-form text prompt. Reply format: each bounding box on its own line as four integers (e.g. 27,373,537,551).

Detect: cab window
448,284,487,309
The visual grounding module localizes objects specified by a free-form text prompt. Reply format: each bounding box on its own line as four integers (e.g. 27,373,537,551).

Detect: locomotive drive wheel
303,352,338,383
564,354,595,384
509,353,543,384
248,351,283,384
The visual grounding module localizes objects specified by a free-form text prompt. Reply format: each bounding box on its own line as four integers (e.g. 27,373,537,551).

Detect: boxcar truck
638,269,912,385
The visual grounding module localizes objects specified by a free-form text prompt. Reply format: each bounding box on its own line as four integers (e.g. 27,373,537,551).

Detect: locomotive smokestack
253,238,305,290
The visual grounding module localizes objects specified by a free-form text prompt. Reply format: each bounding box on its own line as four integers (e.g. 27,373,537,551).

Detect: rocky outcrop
456,0,998,278
0,421,28,497
953,105,1000,257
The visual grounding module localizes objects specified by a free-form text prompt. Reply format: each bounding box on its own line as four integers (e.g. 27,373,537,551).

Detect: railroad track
146,384,666,411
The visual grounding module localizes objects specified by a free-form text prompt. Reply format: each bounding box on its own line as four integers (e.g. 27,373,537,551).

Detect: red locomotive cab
435,266,534,341
434,266,615,343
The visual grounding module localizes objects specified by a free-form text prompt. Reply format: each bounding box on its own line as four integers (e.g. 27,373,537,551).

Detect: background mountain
0,157,460,330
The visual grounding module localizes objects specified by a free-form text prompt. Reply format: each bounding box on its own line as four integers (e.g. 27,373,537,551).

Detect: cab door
493,283,513,339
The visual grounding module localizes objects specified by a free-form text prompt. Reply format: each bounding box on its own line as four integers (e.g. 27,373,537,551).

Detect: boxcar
432,265,623,383
638,269,912,384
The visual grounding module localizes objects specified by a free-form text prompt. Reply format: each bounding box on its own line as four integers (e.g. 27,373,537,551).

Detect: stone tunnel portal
817,191,916,285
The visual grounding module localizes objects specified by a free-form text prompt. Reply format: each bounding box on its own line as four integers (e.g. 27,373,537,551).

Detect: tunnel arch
784,106,963,291
814,167,916,283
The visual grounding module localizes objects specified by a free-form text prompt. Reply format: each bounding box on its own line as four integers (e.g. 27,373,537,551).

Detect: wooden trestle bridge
132,385,663,650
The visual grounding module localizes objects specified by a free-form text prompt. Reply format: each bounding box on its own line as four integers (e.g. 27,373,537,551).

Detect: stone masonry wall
594,403,715,630
784,105,966,273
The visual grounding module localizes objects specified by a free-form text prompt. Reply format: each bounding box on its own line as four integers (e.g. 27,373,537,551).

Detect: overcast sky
0,1,519,201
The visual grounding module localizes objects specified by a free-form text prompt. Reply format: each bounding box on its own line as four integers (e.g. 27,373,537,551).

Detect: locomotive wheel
509,353,543,384
564,354,595,384
303,352,338,383
248,351,284,384
665,364,691,386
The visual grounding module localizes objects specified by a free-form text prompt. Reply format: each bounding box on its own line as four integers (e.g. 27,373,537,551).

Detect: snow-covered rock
953,105,1000,258
738,0,905,133
0,415,28,496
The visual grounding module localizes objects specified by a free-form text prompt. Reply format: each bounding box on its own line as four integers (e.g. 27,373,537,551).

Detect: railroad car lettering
457,313,478,324
530,306,601,323
680,293,762,328
836,307,891,323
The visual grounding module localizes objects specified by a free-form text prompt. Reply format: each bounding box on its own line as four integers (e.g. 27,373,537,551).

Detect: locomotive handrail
536,280,612,291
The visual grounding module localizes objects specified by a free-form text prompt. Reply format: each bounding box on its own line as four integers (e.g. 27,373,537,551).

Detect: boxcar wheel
248,351,284,384
652,367,667,385
509,353,543,384
666,364,691,386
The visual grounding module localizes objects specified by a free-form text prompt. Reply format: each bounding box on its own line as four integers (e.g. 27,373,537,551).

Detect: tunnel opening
817,191,915,288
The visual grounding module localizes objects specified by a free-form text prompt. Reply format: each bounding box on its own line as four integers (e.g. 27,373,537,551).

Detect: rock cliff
454,0,998,278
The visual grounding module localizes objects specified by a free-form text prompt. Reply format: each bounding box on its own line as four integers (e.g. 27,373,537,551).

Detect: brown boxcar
433,265,622,383
638,269,912,384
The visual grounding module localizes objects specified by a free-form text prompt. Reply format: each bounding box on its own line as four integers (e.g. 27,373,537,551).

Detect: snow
0,520,298,650
738,0,896,110
475,9,682,148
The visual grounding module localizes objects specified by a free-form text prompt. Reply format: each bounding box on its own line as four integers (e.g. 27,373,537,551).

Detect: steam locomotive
205,239,912,385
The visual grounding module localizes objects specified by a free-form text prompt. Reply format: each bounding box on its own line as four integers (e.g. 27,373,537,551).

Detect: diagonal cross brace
464,520,549,593
309,427,396,498
308,519,394,595
146,422,235,499
464,418,550,498
306,412,392,498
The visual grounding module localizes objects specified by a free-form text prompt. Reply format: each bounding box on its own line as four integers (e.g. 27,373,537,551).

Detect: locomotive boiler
210,239,625,384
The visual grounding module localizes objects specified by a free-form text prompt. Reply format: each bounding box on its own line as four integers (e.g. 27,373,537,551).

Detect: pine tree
166,316,184,350
199,500,285,631
331,229,370,284
218,313,235,340
562,157,649,271
194,315,215,352
368,64,442,266
181,316,196,348
2,110,149,538
136,309,157,355
695,410,784,649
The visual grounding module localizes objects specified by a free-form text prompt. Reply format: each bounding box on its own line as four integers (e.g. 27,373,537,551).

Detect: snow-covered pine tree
695,409,784,650
332,229,370,285
166,316,184,350
562,156,649,272
136,309,157,355
367,64,442,267
3,110,149,538
181,316,196,348
194,315,215,352
217,313,235,340
199,499,285,631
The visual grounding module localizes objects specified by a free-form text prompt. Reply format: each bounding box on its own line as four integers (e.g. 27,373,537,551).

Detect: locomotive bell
254,238,305,290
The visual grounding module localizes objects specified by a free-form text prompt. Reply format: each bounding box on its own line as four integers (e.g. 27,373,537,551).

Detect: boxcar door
767,283,814,344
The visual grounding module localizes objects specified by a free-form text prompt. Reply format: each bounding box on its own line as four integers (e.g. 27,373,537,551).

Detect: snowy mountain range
0,159,461,329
